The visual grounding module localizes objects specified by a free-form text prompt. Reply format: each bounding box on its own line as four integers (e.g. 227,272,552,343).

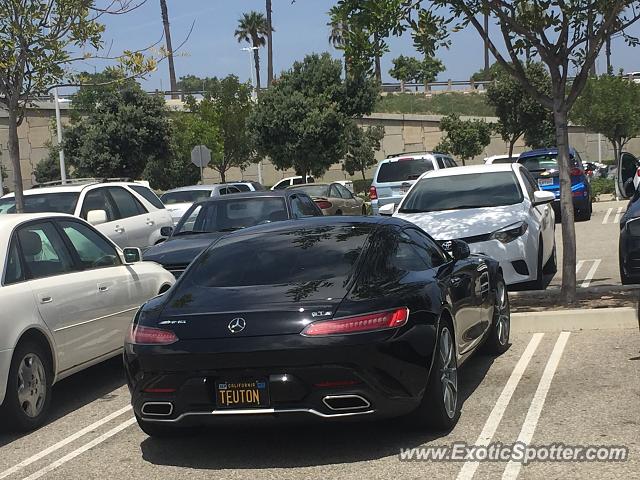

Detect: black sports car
124,216,511,437
619,201,640,284
144,190,323,278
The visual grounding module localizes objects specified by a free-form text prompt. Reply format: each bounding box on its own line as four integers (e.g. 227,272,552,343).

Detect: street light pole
54,88,67,184
242,46,262,183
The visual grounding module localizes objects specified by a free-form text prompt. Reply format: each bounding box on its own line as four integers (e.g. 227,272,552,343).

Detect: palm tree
266,0,273,86
160,0,178,99
235,11,269,91
328,11,349,76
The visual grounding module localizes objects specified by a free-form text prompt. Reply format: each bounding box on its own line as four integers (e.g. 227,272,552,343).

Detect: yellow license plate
215,379,270,409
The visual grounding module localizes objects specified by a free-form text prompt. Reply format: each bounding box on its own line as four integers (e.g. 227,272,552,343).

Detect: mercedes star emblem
228,317,246,334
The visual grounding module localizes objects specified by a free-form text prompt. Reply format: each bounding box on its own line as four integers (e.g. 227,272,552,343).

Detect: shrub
590,177,615,197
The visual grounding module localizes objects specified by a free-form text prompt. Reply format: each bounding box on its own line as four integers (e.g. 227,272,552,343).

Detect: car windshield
187,225,370,287
0,192,79,214
160,190,212,205
175,197,289,234
376,158,434,183
399,172,523,213
290,185,330,197
518,154,578,172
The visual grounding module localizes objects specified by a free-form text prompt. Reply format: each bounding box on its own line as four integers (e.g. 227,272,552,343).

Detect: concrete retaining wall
0,104,633,191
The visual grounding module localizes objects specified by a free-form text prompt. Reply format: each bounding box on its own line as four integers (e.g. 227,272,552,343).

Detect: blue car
517,147,592,221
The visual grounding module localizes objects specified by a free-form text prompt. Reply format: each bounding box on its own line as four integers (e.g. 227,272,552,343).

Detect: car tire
620,255,633,285
576,202,592,222
543,244,558,275
0,341,52,432
409,317,460,432
482,276,510,355
335,210,343,216
361,206,367,216
135,415,191,438
530,238,545,290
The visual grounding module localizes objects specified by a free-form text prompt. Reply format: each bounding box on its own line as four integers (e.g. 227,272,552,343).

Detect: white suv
370,152,457,215
0,181,173,249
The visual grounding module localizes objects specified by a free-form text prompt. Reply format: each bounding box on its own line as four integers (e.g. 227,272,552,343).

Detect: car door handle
40,296,53,304
115,226,125,233
146,219,155,226
98,285,109,292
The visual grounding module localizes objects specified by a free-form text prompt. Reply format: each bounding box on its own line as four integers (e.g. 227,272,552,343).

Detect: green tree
524,117,556,150
432,1,640,302
419,56,445,88
0,0,156,212
249,53,378,179
58,81,175,184
389,55,422,92
177,75,218,93
34,152,63,185
185,75,256,182
470,62,503,83
572,75,640,182
435,114,492,166
343,124,385,180
235,11,270,91
486,63,553,157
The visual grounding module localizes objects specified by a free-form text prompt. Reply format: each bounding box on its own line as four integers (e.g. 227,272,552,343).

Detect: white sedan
381,164,557,288
0,214,175,431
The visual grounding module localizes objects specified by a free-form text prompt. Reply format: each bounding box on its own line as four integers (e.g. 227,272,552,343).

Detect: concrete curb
511,307,639,333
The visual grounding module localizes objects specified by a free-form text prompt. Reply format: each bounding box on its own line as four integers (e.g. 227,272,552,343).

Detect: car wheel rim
439,327,457,419
496,281,510,346
17,353,46,418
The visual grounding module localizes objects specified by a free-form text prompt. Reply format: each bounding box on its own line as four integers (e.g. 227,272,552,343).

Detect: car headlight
490,221,529,244
626,218,640,236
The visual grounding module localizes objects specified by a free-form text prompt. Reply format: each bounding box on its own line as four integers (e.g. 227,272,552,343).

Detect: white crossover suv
384,163,557,288
0,213,174,430
0,181,173,249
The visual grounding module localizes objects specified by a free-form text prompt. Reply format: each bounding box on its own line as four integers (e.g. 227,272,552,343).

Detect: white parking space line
602,208,613,224
501,332,571,480
581,259,601,288
456,333,545,480
0,405,131,480
613,207,624,224
21,417,136,480
575,260,585,276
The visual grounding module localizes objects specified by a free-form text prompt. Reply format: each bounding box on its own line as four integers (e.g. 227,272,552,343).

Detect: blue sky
94,0,640,91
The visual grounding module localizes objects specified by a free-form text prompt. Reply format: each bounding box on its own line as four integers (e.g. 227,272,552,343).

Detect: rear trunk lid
158,284,346,339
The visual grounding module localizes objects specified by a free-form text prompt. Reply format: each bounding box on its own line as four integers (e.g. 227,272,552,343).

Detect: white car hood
395,204,527,240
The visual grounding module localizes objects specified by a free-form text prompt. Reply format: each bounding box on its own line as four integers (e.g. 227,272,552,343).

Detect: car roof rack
31,177,132,188
386,151,434,159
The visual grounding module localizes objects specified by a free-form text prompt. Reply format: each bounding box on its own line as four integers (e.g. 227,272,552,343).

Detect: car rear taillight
315,200,333,210
127,325,178,345
636,167,640,178
302,308,409,336
369,186,378,200
570,167,584,176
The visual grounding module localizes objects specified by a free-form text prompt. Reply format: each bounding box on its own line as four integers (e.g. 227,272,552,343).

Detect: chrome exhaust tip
322,394,371,411
141,401,174,417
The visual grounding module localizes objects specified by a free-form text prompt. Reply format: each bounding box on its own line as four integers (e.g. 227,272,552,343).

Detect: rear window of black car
376,158,434,183
188,225,370,287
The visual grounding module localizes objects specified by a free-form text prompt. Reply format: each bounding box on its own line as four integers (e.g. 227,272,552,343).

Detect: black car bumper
124,325,438,426
550,196,591,216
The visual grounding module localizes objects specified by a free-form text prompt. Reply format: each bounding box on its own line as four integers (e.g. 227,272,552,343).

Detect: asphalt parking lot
547,199,625,289
1,319,637,480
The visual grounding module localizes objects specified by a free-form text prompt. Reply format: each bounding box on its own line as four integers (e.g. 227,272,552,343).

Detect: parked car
517,147,592,221
125,216,510,437
271,176,315,190
288,183,365,215
484,154,519,165
0,181,173,249
0,213,174,430
370,152,457,215
160,184,242,225
386,164,556,289
619,200,640,284
228,181,265,192
335,180,355,193
144,191,323,279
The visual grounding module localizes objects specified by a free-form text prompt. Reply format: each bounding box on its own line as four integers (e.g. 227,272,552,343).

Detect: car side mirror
160,226,173,237
379,203,395,216
450,240,470,261
123,247,142,264
532,190,555,206
87,210,107,226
